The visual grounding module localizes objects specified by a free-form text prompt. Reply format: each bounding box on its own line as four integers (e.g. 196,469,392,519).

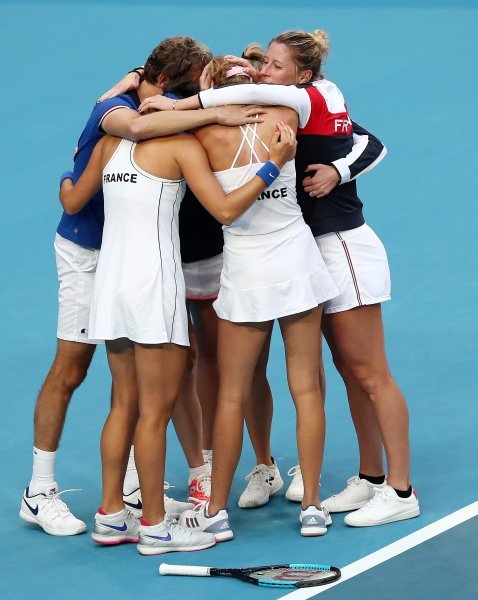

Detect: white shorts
54,233,101,344
182,253,223,300
316,224,391,315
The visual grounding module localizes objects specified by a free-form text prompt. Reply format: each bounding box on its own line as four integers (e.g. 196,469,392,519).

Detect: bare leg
244,329,274,466
134,343,188,524
324,305,409,490
172,320,205,468
34,339,96,450
279,308,324,508
209,318,272,514
101,339,138,513
189,299,219,450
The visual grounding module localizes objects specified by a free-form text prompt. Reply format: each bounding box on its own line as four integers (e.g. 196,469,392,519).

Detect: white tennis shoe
344,485,420,527
300,505,332,536
138,513,216,555
180,502,234,541
20,484,87,536
238,461,283,508
285,465,304,502
123,483,194,519
92,506,140,544
322,475,386,513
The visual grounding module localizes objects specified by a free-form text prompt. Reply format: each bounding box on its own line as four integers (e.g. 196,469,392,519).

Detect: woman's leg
133,342,188,524
324,304,409,490
188,299,219,451
208,318,272,515
244,328,274,466
279,307,324,509
101,338,139,513
171,318,205,469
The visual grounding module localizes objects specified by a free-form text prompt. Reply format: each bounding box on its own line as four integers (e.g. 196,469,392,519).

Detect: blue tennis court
1,1,477,598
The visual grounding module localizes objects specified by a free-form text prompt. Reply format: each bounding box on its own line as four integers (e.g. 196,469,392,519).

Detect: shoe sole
91,533,139,545
344,506,420,527
137,540,216,555
321,500,369,513
300,527,328,536
214,530,234,542
237,480,284,509
19,509,87,536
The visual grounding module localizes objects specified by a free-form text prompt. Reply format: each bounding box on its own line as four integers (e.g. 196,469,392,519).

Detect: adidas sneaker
180,502,234,542
300,505,332,537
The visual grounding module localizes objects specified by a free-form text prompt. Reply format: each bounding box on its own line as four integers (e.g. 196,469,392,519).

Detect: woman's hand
97,71,142,103
138,94,175,114
303,164,340,197
269,121,297,168
223,55,262,82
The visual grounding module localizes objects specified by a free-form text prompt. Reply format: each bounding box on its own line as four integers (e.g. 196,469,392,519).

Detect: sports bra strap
230,122,270,169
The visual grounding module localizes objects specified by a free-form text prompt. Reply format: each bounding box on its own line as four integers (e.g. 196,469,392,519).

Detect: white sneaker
138,513,216,555
238,461,283,508
285,465,304,502
91,507,140,544
300,505,332,537
202,449,213,468
20,484,87,536
322,475,386,513
123,483,194,519
344,485,420,527
180,502,234,542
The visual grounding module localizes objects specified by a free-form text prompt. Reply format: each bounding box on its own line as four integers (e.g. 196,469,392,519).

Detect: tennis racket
159,562,341,588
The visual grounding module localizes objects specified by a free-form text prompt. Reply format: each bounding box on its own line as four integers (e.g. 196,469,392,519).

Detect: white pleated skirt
213,217,339,323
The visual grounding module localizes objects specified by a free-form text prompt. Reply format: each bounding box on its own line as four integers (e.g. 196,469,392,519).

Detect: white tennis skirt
213,217,339,323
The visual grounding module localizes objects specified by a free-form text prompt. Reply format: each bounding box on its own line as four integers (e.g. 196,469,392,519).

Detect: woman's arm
177,123,296,225
199,84,311,128
59,138,110,214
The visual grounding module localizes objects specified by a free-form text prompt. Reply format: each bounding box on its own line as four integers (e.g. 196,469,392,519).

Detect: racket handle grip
159,564,211,577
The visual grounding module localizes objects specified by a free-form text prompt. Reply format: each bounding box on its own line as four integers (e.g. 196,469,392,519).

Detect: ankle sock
393,485,412,498
359,472,386,485
123,446,140,495
29,447,56,495
189,463,210,483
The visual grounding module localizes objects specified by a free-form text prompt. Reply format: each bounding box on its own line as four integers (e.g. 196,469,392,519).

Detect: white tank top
214,123,301,236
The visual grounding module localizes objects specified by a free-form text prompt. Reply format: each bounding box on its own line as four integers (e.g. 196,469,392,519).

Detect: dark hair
143,36,212,97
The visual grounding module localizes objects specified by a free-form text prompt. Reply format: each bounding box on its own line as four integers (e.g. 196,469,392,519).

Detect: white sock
202,449,213,463
29,447,56,495
123,446,140,495
188,463,210,484
100,507,125,518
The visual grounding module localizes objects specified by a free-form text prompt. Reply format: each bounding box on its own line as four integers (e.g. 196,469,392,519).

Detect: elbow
63,204,79,216
128,119,144,142
217,211,235,226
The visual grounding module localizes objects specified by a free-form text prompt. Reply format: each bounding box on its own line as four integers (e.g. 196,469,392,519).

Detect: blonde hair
242,42,267,71
269,29,329,80
208,55,251,87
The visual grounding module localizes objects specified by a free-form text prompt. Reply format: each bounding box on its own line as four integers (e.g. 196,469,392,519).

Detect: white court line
280,501,478,599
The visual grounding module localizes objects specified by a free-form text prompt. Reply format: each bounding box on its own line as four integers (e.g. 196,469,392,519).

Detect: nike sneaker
91,507,139,545
123,483,194,519
137,514,216,555
19,484,87,536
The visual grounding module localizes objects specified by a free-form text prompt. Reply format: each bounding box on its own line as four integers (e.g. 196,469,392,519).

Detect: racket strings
250,567,334,582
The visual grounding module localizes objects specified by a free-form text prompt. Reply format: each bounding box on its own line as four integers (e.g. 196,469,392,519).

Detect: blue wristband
60,171,74,188
256,161,280,187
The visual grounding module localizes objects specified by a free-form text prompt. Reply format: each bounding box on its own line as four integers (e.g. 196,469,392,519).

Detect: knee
50,360,89,395
346,362,392,400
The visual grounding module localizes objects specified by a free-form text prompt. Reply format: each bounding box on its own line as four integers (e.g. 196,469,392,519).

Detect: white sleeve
199,84,311,128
